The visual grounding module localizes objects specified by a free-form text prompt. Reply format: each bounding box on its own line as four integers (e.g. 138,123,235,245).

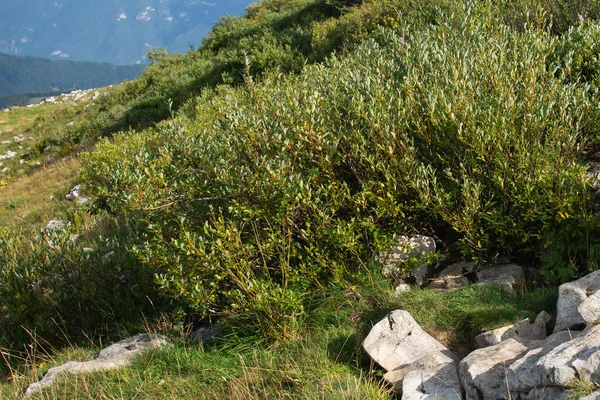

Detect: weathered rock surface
554,270,600,333
581,390,600,400
474,311,551,348
384,352,462,399
25,334,172,396
363,310,449,372
427,262,476,291
460,338,530,400
579,290,600,326
45,219,68,232
462,325,600,399
588,166,600,189
381,235,436,284
475,264,525,293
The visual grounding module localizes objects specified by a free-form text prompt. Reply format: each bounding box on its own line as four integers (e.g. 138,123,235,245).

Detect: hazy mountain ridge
0,0,252,65
0,52,145,96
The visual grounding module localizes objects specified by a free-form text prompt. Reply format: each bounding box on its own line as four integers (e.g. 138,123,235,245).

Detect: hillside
0,0,599,398
0,0,253,65
0,52,145,96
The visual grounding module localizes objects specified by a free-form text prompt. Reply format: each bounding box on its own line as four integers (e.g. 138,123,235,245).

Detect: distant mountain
0,52,145,96
0,0,253,65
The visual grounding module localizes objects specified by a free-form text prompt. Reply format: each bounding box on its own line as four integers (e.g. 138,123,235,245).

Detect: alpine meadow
1,0,600,399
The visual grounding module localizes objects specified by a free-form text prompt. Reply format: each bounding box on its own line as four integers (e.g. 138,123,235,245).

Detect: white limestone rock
474,311,551,348
554,270,600,333
363,310,448,372
381,235,436,285
25,334,172,396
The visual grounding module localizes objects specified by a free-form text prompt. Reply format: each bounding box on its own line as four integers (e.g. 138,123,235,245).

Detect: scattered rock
381,235,436,285
474,311,551,348
475,264,525,293
427,262,476,291
395,280,412,293
363,310,451,372
25,334,172,396
45,220,68,232
65,185,80,200
554,270,600,333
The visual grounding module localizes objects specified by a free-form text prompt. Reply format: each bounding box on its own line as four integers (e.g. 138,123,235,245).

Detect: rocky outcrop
25,334,172,396
474,311,551,348
554,270,600,333
381,235,436,285
363,310,461,398
365,270,600,400
363,310,448,372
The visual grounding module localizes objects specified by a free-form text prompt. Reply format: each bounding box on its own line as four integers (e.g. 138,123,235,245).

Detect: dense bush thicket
2,0,600,349
0,222,161,349
82,1,600,340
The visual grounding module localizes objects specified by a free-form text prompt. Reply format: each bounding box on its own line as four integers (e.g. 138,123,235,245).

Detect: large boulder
554,270,600,333
460,338,530,400
381,235,436,285
475,264,525,293
474,311,551,348
25,334,172,396
462,325,600,399
363,310,449,372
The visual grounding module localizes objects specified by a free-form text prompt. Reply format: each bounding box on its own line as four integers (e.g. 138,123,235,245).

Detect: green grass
0,283,558,399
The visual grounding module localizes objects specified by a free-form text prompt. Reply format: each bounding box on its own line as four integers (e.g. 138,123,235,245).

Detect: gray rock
45,220,68,232
533,325,600,388
395,280,412,293
363,310,448,372
474,311,551,348
401,360,462,400
581,390,600,400
383,352,462,399
381,235,436,285
505,331,575,394
427,262,476,291
521,386,570,400
475,264,525,293
460,338,529,400
25,334,172,396
554,270,600,333
579,290,600,326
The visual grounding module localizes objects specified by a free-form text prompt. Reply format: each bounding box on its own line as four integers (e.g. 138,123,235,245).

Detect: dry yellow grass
0,158,80,227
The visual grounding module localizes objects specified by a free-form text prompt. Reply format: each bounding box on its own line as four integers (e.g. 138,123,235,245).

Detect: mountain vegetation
0,52,145,97
0,0,599,398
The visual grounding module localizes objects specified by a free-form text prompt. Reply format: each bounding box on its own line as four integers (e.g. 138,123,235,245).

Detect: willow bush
83,3,599,339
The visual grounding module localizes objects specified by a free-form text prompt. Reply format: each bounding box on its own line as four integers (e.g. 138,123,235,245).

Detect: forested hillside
0,52,145,96
0,0,600,398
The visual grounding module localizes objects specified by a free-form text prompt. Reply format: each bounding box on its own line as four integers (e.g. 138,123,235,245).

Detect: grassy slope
0,0,598,398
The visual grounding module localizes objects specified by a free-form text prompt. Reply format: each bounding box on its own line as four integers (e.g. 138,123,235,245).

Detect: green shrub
0,222,159,349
